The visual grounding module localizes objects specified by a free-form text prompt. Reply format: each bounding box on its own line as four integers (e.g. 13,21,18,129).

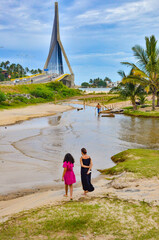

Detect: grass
79,94,126,105
0,82,81,110
124,109,159,118
100,149,159,178
0,198,158,240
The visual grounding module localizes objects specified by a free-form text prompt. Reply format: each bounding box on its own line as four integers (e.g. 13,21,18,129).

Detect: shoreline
0,102,74,126
0,173,158,223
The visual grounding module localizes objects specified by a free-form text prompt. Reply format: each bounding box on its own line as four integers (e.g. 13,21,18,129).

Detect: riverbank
124,107,159,118
0,149,159,239
0,102,73,126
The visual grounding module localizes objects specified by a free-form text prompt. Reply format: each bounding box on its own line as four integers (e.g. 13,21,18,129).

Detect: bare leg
69,184,73,200
64,184,68,197
83,190,88,195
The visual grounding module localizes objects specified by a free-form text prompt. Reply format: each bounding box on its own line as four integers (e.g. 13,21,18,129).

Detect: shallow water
0,104,159,194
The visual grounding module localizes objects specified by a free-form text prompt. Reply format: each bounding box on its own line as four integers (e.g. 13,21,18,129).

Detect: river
0,104,159,195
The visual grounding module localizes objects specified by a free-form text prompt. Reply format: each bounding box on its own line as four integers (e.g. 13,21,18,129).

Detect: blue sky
1,0,159,84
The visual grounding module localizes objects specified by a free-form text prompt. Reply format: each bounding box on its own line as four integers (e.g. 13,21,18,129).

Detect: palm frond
121,62,138,69
117,70,126,78
132,45,148,68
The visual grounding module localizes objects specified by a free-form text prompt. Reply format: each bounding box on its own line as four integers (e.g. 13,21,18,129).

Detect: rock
111,182,129,189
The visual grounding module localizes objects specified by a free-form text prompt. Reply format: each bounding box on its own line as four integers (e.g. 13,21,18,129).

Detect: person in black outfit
80,148,94,195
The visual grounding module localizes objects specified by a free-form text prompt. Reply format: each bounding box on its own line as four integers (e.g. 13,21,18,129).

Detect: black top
81,158,90,169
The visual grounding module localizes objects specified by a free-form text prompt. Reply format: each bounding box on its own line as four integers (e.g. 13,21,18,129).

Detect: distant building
107,81,121,88
1,70,8,78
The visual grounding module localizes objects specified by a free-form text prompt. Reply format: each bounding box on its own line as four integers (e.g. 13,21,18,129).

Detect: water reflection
119,116,159,148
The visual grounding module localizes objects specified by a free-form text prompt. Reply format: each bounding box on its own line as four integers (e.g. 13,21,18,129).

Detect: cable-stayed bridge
43,2,74,87
9,2,74,87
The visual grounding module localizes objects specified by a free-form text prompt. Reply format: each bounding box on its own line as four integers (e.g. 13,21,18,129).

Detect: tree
38,68,42,74
116,70,146,110
104,77,112,83
89,79,93,84
121,35,159,111
25,67,30,74
81,82,90,88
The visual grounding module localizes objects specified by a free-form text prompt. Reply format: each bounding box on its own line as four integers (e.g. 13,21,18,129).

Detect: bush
30,88,54,99
13,96,29,104
0,91,6,102
47,81,65,91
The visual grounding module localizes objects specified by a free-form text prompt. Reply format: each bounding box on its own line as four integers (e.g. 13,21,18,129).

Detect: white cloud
75,0,159,26
70,52,127,59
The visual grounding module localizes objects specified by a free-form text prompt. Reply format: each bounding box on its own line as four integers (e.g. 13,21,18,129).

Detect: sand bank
0,173,158,223
0,103,73,126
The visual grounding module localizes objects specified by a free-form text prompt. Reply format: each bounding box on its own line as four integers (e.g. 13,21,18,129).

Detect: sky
1,0,159,84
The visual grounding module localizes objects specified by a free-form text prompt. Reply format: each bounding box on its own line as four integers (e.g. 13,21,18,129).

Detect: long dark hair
63,153,75,163
81,148,87,154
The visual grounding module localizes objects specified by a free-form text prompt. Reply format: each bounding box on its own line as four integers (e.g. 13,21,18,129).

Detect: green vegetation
111,70,146,110
124,109,159,118
0,197,158,240
81,76,111,88
79,94,126,105
120,35,159,111
0,61,42,81
0,82,81,109
0,90,6,103
100,149,159,178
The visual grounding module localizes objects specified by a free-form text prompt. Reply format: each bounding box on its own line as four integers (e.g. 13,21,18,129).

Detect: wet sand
0,102,73,126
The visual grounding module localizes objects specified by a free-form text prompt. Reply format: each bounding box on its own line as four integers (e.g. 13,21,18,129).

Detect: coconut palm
121,35,159,111
116,70,146,110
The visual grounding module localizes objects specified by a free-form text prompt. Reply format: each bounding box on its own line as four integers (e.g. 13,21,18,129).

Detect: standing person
96,103,101,115
80,148,94,195
62,153,76,200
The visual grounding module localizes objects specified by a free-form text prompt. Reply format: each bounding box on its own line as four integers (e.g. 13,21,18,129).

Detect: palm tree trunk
152,90,156,111
131,97,137,110
156,91,159,107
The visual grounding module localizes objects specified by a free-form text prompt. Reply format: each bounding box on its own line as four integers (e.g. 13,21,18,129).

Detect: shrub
13,96,29,104
30,88,54,99
47,81,65,91
0,91,6,103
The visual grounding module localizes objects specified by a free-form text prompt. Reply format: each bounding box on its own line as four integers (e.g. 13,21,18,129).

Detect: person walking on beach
96,103,101,115
80,148,94,195
62,153,76,200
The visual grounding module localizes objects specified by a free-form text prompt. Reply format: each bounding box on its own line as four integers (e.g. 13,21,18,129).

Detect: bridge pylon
44,2,74,87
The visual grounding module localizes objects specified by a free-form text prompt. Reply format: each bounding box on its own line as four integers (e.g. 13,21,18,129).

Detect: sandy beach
0,173,158,223
0,102,73,126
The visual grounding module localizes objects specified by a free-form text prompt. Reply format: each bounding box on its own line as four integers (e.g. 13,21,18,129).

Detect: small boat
101,113,115,117
77,108,83,111
99,110,111,114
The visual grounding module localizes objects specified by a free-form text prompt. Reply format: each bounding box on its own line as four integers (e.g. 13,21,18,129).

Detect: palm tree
121,35,159,111
37,68,42,74
117,70,145,110
4,61,10,70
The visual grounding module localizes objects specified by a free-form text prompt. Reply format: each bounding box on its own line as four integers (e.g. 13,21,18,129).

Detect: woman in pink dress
62,153,76,200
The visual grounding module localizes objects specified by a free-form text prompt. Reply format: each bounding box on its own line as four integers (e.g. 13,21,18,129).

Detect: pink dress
63,162,76,185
